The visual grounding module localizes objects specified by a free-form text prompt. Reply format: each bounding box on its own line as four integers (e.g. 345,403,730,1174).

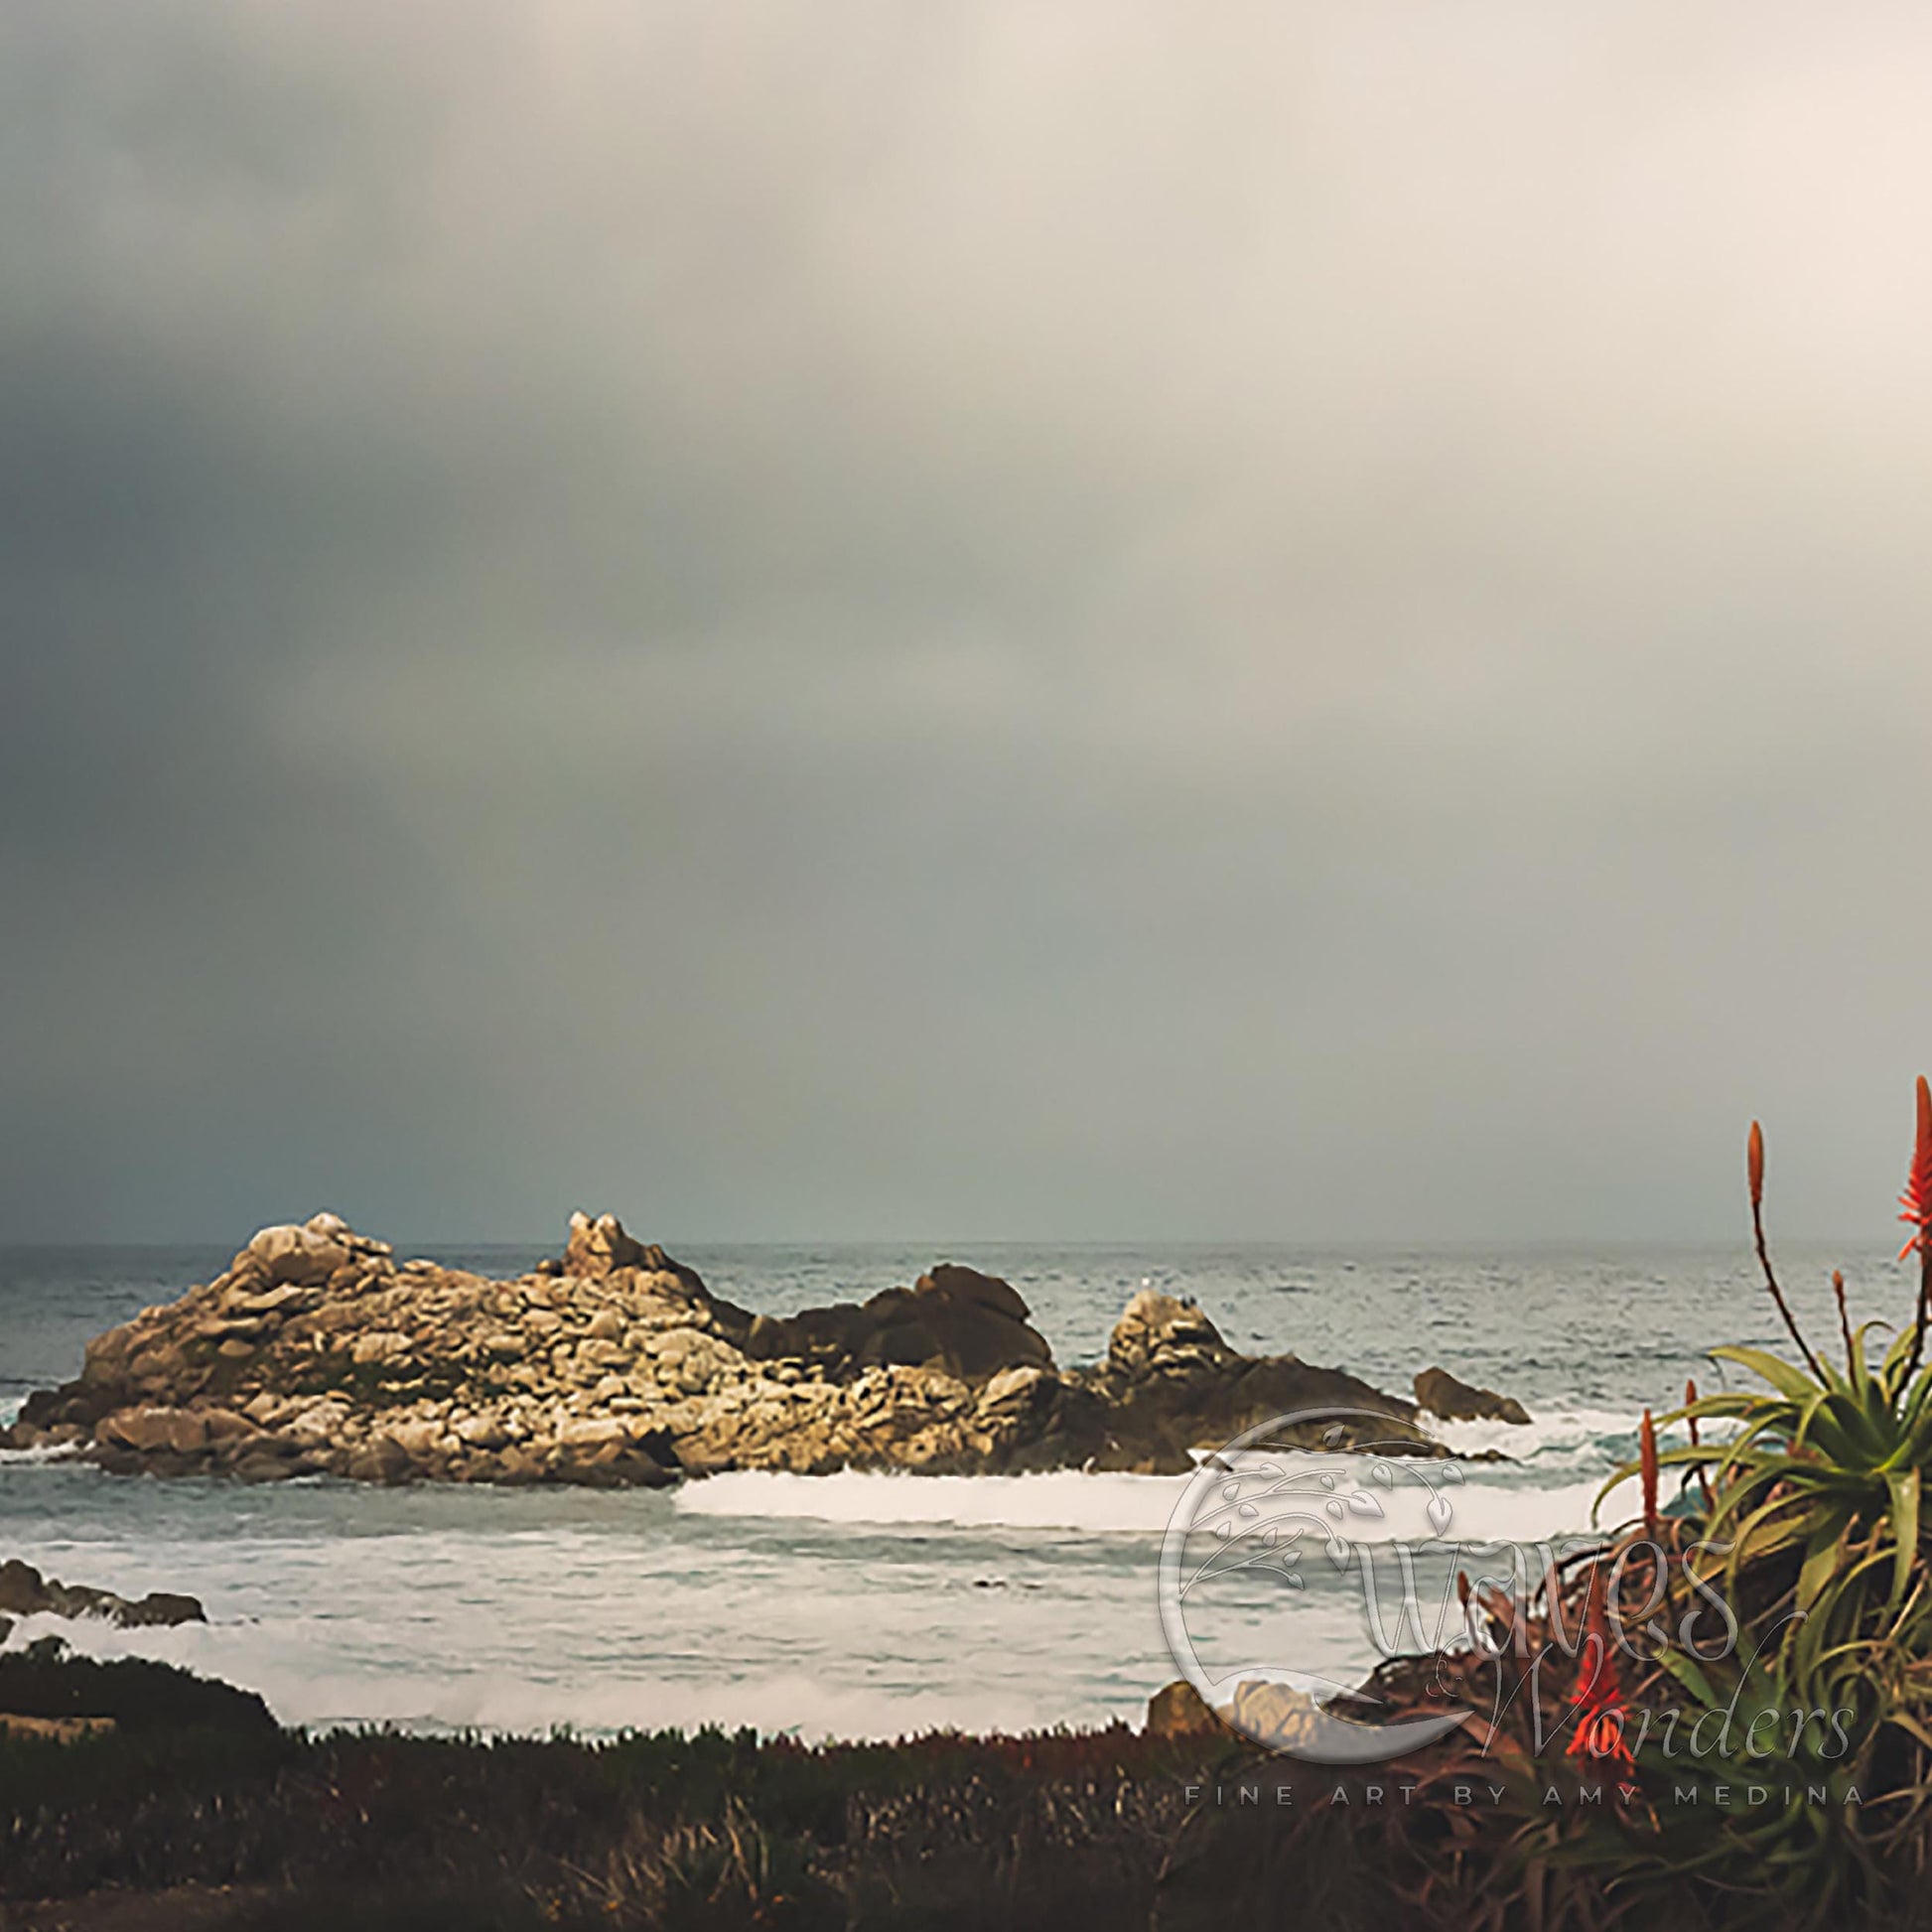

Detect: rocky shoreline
3,1212,1524,1486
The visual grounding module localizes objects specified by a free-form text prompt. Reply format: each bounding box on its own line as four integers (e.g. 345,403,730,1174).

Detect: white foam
676,1460,1630,1547
0,1611,1079,1739
1424,1406,1646,1462
0,1439,80,1465
676,1467,1183,1532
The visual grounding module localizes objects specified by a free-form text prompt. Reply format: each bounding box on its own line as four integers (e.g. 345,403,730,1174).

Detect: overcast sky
3,2,1931,1245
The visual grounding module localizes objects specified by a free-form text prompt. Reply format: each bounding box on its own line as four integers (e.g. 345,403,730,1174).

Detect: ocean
0,1238,1898,1740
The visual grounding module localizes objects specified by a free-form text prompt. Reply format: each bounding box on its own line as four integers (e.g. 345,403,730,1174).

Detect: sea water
0,1239,1895,1738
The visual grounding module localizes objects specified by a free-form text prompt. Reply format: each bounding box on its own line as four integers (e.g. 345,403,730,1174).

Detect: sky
3,1,1931,1245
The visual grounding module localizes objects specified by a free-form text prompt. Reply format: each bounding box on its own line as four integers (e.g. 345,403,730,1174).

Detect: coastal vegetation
0,1645,1204,1931
14,1092,1932,1924
1173,1078,1932,1927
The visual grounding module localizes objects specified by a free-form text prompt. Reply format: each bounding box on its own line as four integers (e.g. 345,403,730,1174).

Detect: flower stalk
1745,1120,1825,1380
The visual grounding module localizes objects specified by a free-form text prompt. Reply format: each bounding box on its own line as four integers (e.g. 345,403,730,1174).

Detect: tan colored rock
1222,1680,1322,1753
557,1415,626,1448
1147,1680,1226,1738
248,1222,351,1287
1107,1292,1231,1379
99,1407,203,1454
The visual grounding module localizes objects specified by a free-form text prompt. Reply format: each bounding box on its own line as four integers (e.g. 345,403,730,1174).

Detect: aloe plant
1563,1082,1932,1924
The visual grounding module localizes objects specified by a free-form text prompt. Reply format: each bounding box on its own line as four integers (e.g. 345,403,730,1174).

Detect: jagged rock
743,1263,1053,1382
1414,1366,1531,1427
1047,1294,1435,1475
0,1559,206,1629
6,1209,1517,1488
1108,1293,1234,1379
563,1209,649,1277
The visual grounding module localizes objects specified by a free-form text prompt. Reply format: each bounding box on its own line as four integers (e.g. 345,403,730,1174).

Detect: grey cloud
3,0,1930,1244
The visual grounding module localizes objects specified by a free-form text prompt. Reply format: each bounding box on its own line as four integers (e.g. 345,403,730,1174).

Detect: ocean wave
0,1610,1088,1739
677,1467,1184,1532
676,1460,1633,1546
0,1442,82,1465
1423,1405,1645,1463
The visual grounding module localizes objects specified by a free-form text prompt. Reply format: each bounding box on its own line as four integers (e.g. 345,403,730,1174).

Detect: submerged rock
3,1212,1515,1486
1413,1365,1532,1427
0,1559,205,1629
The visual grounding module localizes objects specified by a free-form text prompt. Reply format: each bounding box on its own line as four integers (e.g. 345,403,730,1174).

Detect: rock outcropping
0,1560,204,1637
1413,1365,1533,1427
3,1212,1461,1486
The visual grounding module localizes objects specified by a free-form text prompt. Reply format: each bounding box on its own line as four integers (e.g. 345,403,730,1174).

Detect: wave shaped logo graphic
1158,1407,1472,1763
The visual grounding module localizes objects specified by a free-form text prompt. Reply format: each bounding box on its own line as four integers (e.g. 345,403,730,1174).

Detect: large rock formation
1,1213,1464,1486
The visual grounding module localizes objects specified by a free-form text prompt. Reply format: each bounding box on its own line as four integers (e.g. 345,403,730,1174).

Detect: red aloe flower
1565,1572,1634,1768
1899,1076,1932,1262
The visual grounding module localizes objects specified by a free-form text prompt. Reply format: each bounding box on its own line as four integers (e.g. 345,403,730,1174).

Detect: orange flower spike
1748,1120,1765,1209
1639,1409,1659,1540
1898,1076,1932,1262
1565,1571,1633,1767
1686,1377,1714,1510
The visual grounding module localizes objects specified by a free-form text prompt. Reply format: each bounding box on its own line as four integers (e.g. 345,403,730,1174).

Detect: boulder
1414,1367,1531,1427
247,1221,351,1287
0,1559,206,1628
1035,1298,1435,1476
744,1263,1053,1383
99,1407,202,1454
1146,1679,1225,1739
1223,1680,1323,1753
562,1209,649,1278
1107,1293,1235,1380
561,1212,713,1303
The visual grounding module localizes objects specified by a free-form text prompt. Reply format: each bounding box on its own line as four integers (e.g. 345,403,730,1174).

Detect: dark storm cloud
4,0,1932,1243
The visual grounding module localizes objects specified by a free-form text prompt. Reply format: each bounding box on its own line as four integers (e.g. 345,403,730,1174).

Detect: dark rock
998,1292,1437,1476
1413,1366,1531,1426
120,1591,207,1628
0,1635,275,1734
344,1438,416,1485
745,1263,1054,1383
0,1559,206,1628
550,1440,679,1489
1146,1680,1225,1739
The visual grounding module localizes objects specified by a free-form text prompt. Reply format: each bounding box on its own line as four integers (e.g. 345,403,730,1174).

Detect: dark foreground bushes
0,1643,1208,1930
